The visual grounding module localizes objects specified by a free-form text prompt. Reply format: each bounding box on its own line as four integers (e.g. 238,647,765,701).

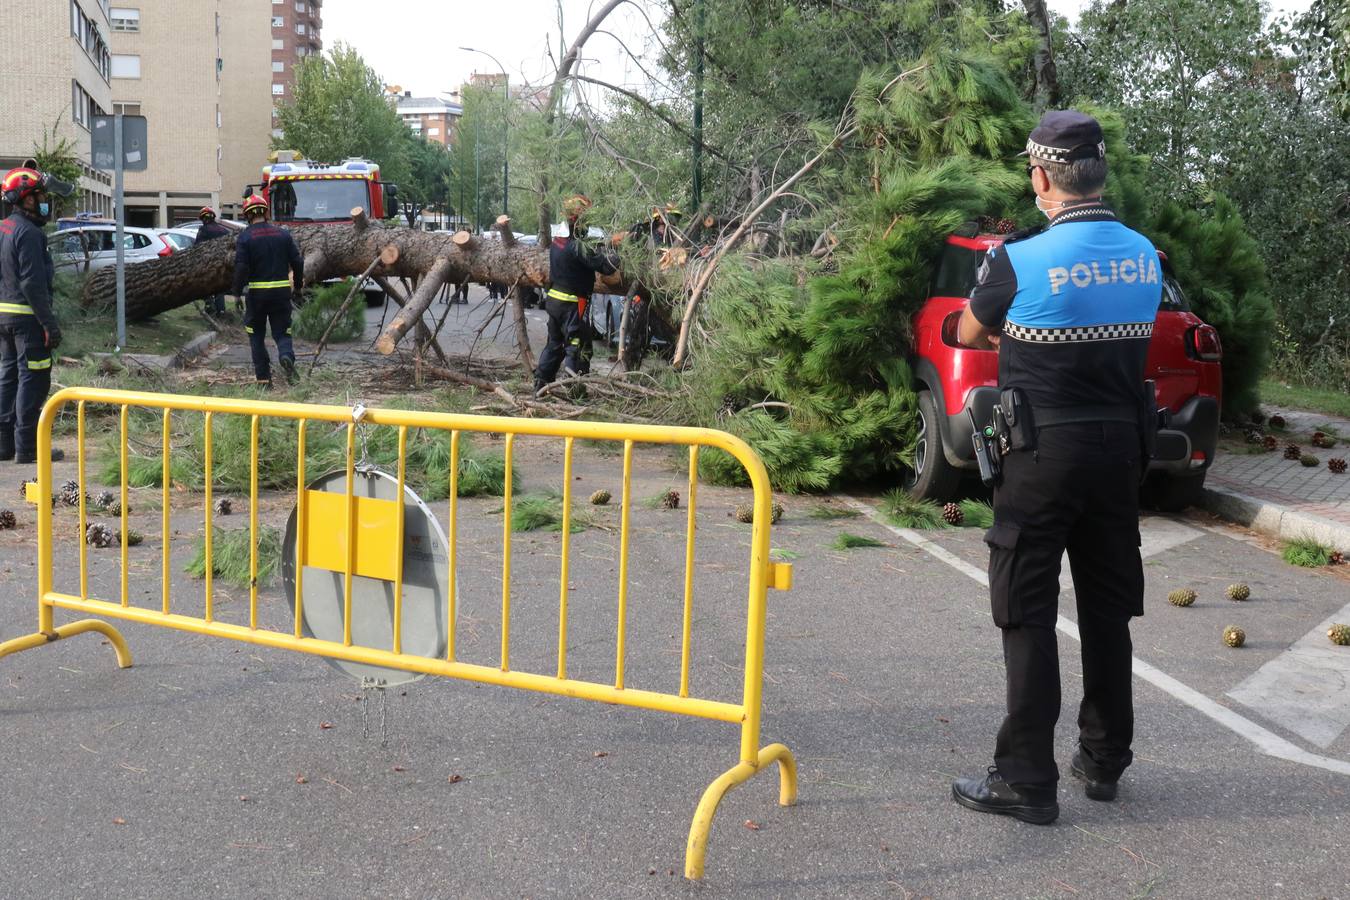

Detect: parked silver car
48,225,173,273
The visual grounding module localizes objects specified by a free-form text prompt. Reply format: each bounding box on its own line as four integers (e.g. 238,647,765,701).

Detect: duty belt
546,288,584,302
248,280,291,290
0,301,34,315
1034,404,1139,427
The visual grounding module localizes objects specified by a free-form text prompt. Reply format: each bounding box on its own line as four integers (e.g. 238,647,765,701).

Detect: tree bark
81,219,620,330
1022,0,1061,110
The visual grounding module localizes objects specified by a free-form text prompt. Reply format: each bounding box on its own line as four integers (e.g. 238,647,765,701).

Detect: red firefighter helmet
242,194,269,216
2,166,73,205
199,206,217,221
562,194,592,221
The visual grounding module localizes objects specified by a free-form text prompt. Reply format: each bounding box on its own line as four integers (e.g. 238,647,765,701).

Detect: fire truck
243,151,399,224
243,151,400,305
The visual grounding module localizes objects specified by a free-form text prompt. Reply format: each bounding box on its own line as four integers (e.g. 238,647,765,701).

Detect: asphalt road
3,422,1350,898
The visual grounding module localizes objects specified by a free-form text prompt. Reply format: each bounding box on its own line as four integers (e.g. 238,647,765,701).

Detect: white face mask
1034,195,1068,219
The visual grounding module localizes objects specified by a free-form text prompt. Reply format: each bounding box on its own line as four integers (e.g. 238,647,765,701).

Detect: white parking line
842,496,1350,777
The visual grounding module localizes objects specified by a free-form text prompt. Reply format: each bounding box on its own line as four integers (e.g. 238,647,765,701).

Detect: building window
272,61,284,72
296,1,306,9
272,38,284,50
72,81,90,128
111,54,140,78
272,15,283,27
296,23,306,34
109,7,139,31
71,1,112,83
113,101,141,116
272,84,286,96
427,127,440,136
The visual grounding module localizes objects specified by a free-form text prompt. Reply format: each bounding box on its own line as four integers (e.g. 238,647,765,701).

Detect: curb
90,330,216,373
172,330,217,369
1201,485,1350,553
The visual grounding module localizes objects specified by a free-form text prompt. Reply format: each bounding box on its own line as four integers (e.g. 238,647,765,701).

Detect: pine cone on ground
1262,435,1278,452
1327,623,1350,646
1226,583,1251,602
213,497,232,516
659,489,680,510
770,501,785,524
106,499,124,518
1168,588,1197,607
93,490,115,510
1223,625,1246,648
1269,415,1287,430
1301,454,1320,468
18,479,34,500
1328,458,1347,474
118,529,143,547
0,509,15,530
942,502,964,525
58,480,83,507
1311,431,1337,449
86,522,114,548
1330,551,1345,566
734,504,754,524
1284,443,1302,460
589,489,611,506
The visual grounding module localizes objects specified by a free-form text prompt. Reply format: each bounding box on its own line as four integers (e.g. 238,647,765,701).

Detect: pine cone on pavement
93,490,115,510
942,502,964,525
214,497,232,516
0,509,16,530
1327,623,1350,646
1223,625,1246,648
589,489,611,506
1330,551,1345,566
86,522,114,548
1284,443,1302,460
1262,435,1278,452
1328,458,1347,474
734,504,753,524
1226,583,1251,602
1168,588,1197,607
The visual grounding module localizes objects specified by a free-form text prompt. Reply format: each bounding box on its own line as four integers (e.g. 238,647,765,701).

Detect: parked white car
170,218,246,239
48,225,173,273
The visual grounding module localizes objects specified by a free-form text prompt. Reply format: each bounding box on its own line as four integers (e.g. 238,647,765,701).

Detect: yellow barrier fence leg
0,619,133,668
684,743,798,880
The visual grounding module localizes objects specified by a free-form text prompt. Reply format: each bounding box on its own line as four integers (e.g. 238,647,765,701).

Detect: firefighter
231,194,303,388
534,195,617,394
951,111,1162,823
0,164,73,464
196,206,231,315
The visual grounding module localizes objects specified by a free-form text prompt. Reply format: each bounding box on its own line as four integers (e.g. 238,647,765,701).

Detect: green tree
400,132,454,227
32,117,84,218
274,44,410,190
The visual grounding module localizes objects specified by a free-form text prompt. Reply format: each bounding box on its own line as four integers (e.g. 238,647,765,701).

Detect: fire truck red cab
245,151,399,225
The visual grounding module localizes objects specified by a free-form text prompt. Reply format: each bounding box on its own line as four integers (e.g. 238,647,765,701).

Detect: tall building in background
395,93,463,147
109,0,272,226
272,0,323,111
0,0,113,216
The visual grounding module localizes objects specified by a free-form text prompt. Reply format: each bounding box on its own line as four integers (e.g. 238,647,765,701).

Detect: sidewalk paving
1204,405,1350,552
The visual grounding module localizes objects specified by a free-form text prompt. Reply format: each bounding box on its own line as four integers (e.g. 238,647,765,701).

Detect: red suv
906,232,1222,510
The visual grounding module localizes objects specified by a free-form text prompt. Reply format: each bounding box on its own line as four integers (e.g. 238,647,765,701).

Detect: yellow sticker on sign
302,489,401,581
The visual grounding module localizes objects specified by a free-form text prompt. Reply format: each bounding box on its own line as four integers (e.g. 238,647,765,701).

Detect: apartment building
395,94,463,147
109,0,272,226
271,0,323,107
0,0,114,216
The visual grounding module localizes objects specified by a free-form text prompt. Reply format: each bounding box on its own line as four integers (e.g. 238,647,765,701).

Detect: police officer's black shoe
0,432,13,462
280,356,296,379
951,767,1059,825
15,447,65,465
256,379,273,392
1070,751,1119,802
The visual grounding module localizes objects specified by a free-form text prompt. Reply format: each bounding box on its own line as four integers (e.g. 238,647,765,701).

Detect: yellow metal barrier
0,387,797,879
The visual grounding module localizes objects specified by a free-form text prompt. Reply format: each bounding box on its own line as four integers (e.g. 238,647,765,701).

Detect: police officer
534,194,617,394
232,193,303,388
951,111,1162,824
196,206,231,315
0,164,74,465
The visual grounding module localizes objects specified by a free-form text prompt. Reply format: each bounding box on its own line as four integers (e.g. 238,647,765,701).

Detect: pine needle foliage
507,492,589,533
1282,538,1332,568
881,489,950,530
832,532,887,550
185,525,283,588
292,279,367,343
957,499,995,529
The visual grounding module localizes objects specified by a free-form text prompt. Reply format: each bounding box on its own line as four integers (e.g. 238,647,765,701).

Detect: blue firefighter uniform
232,221,303,385
0,210,58,461
534,229,617,391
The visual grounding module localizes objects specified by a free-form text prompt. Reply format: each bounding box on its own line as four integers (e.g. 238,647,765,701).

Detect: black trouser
0,317,53,457
244,288,294,382
985,422,1143,788
534,297,592,389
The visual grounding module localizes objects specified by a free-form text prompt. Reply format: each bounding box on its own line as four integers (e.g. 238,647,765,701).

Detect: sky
322,0,1318,100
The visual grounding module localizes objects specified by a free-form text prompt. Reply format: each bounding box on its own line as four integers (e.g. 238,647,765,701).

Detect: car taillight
158,240,174,257
1190,324,1221,361
942,311,962,345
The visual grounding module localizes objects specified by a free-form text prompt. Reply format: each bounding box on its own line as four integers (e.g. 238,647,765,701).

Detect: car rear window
931,243,986,299
1160,274,1189,312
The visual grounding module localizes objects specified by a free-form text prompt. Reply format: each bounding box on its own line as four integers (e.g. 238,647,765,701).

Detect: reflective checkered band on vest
1003,321,1153,343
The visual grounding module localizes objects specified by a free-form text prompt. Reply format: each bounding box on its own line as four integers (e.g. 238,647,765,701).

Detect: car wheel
1142,471,1207,512
904,389,963,502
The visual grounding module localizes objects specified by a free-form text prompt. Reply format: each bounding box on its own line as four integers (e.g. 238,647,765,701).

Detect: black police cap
1022,110,1105,163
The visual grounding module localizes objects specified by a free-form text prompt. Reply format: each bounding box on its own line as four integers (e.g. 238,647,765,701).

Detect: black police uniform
232,221,303,384
197,220,232,314
534,232,616,391
0,210,58,461
967,201,1162,791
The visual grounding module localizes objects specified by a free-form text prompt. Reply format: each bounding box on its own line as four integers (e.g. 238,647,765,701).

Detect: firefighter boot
0,428,13,462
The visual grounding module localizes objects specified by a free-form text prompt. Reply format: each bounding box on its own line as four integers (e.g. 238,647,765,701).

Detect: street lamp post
461,47,509,218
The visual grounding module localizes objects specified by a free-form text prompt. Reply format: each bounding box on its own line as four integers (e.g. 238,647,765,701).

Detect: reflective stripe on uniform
0,301,34,315
547,288,582,302
27,357,51,370
248,280,291,289
244,326,254,334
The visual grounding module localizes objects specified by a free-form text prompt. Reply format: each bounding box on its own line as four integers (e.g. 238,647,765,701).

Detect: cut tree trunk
82,218,622,354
